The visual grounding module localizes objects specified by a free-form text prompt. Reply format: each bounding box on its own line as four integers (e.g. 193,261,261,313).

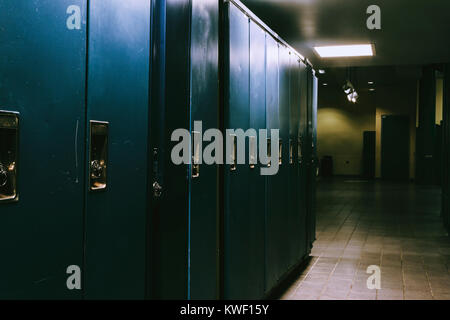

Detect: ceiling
316,66,421,107
242,0,450,68
319,65,423,91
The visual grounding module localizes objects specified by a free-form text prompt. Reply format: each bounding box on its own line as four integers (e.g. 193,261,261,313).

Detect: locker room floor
281,178,450,300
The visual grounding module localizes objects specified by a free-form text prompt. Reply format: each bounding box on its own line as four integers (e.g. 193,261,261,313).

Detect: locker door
298,61,309,256
0,1,87,299
288,56,302,266
248,20,266,298
306,69,318,249
444,65,450,231
149,0,191,299
278,45,291,273
189,0,220,299
223,2,251,299
84,0,151,299
265,35,281,292
311,73,318,245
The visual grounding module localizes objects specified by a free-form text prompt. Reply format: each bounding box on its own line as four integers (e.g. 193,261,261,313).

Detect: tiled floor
281,178,450,300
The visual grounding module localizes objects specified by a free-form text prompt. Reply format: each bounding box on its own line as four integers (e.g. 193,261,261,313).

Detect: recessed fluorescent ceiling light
314,44,374,58
323,83,328,86
368,81,374,84
319,69,326,74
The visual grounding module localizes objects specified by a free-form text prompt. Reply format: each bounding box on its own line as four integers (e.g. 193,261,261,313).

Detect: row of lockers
441,64,450,234
0,0,318,299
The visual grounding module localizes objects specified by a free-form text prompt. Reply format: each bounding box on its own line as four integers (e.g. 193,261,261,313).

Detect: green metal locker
84,0,151,299
223,1,252,299
264,34,282,293
189,0,220,300
0,0,87,299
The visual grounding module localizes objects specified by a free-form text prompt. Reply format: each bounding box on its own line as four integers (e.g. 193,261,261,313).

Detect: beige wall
318,83,418,178
317,104,375,176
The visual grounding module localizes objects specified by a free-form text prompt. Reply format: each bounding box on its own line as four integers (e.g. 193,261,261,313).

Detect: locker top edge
224,0,315,71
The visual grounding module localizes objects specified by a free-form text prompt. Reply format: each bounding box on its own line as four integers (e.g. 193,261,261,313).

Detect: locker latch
267,138,271,167
89,121,108,191
289,139,294,164
298,136,302,164
249,136,256,169
278,139,283,165
152,148,163,198
230,134,237,171
0,111,19,203
152,181,163,198
192,131,201,178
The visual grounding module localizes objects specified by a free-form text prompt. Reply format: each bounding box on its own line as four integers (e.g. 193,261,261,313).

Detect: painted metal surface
443,64,450,232
84,0,150,299
0,0,317,299
189,0,220,299
223,2,252,299
149,0,192,299
264,34,281,293
298,61,309,257
0,0,87,299
248,19,266,297
278,44,291,274
311,73,318,246
306,68,318,249
288,56,302,268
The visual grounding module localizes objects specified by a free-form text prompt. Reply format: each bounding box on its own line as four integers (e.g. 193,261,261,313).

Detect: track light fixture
343,80,358,103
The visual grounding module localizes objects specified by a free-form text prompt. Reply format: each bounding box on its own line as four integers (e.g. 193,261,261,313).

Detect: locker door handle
90,160,105,179
89,121,108,192
230,134,237,171
192,131,201,178
249,136,256,169
152,148,163,198
152,181,162,198
289,139,293,164
0,163,7,187
278,139,283,165
0,111,19,203
298,137,303,164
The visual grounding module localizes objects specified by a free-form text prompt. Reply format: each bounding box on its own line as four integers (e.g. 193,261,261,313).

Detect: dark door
363,131,376,179
381,115,410,180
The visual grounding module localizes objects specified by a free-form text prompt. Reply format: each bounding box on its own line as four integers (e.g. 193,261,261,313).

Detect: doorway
381,115,410,180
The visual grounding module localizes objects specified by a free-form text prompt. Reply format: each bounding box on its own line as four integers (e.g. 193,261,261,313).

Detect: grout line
422,255,435,300
292,253,323,296
317,202,360,300
400,245,406,300
346,214,369,300
377,245,384,300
